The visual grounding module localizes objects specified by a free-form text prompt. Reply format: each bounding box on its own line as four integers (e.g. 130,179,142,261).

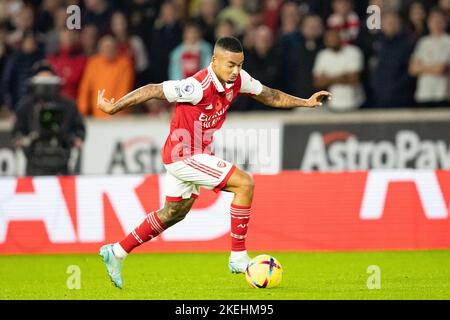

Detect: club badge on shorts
217,161,226,168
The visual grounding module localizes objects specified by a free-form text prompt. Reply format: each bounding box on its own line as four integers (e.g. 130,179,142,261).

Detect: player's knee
238,173,254,195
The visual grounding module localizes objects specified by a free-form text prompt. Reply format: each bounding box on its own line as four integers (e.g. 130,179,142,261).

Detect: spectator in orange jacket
77,35,134,117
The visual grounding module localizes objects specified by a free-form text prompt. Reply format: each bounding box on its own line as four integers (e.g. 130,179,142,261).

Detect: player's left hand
97,89,117,114
305,91,332,108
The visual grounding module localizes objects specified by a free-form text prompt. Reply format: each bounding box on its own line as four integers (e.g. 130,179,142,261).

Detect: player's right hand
97,89,116,114
306,90,332,108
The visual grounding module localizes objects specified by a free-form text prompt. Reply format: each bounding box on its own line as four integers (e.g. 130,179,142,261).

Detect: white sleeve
346,46,364,73
412,38,425,61
162,77,203,105
313,51,326,75
239,69,263,95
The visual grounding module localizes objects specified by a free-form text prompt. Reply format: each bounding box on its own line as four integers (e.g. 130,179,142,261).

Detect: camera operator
12,62,86,176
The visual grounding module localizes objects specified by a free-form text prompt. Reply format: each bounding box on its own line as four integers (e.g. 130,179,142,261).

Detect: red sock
230,204,251,251
119,211,167,253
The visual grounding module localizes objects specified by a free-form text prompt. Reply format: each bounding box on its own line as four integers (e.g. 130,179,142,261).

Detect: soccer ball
245,255,283,288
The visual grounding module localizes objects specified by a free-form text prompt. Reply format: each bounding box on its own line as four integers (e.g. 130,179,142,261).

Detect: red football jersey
161,65,263,164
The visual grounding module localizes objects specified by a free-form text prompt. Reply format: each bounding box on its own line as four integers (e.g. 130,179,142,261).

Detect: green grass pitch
1,250,449,300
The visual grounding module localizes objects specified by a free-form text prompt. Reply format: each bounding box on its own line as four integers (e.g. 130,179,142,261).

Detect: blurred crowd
0,0,449,118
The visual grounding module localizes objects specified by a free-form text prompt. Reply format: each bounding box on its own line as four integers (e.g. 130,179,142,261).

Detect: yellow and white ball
245,255,283,288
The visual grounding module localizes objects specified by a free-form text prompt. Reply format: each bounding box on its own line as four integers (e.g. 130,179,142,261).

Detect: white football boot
228,251,251,274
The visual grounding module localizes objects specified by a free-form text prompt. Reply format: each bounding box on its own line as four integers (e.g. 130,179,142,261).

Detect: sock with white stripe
230,204,251,252
118,211,167,254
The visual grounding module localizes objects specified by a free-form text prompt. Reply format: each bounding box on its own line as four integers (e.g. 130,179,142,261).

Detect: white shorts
163,153,236,202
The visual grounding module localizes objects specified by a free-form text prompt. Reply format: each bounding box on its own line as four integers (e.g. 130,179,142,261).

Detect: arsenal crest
217,161,226,168
226,91,233,102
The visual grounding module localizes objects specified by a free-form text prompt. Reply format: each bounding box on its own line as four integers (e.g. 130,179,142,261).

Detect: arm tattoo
112,83,165,113
253,85,308,109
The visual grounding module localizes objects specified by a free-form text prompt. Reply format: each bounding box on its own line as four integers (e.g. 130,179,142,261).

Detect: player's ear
211,55,218,68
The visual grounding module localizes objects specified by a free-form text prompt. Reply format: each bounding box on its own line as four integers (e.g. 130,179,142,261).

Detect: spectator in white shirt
313,29,365,112
409,8,450,107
